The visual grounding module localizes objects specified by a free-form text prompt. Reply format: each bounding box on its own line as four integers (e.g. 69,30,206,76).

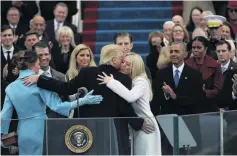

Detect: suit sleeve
37,68,87,95
116,77,144,131
0,92,14,134
205,64,222,98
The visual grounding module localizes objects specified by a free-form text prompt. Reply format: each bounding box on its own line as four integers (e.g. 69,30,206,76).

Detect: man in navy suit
151,42,204,115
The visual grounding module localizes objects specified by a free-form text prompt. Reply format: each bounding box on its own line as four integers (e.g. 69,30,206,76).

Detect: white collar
172,62,185,75
39,67,51,75
54,19,64,26
2,45,14,53
221,59,230,69
9,24,17,29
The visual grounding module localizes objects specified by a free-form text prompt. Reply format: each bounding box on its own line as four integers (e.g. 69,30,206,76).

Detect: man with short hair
216,40,237,110
163,21,175,46
34,41,66,118
113,31,152,81
1,25,20,83
45,2,77,43
172,15,185,26
24,31,40,50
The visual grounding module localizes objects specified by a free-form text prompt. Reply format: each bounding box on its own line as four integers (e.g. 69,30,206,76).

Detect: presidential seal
65,125,93,153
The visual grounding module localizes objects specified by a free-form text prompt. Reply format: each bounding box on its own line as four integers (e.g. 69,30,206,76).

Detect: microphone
76,87,88,117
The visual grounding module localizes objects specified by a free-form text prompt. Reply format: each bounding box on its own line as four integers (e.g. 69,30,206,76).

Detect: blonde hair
125,52,153,101
99,44,123,65
55,26,76,48
67,44,96,80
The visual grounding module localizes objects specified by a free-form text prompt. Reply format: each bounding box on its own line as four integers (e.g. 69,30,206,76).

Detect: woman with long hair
0,50,103,155
97,52,161,155
186,7,203,37
67,44,96,80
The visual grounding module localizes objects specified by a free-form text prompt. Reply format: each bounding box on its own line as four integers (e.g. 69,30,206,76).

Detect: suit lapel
167,65,176,89
177,65,189,89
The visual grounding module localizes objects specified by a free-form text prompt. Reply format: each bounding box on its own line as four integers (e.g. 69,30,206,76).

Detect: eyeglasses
173,30,184,33
229,8,237,13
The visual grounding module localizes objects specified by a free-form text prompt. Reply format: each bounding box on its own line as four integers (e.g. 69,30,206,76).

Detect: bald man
172,15,185,26
30,15,50,43
163,21,175,46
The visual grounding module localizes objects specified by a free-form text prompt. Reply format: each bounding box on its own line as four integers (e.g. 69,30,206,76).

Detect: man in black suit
45,2,77,43
216,40,237,110
1,1,38,25
1,25,20,83
24,44,153,155
151,42,204,115
6,7,28,43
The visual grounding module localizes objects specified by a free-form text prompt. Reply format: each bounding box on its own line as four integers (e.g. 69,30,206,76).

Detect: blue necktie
174,69,180,87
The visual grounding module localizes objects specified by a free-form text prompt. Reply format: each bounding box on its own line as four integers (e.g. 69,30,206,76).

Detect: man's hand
2,64,8,79
9,145,18,154
162,82,177,99
141,118,155,134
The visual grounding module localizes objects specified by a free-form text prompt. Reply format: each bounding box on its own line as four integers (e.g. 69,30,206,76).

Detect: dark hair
192,36,209,48
1,25,14,34
216,39,232,51
25,31,39,38
186,7,203,32
12,50,38,70
222,22,236,40
113,31,133,44
33,41,50,53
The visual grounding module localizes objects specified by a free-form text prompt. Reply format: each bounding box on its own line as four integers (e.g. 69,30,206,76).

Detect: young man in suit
216,40,237,110
34,41,66,118
1,25,20,83
151,42,204,115
24,44,154,155
45,2,77,43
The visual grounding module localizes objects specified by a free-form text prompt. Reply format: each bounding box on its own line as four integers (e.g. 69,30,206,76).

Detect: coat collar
186,55,218,68
18,69,35,79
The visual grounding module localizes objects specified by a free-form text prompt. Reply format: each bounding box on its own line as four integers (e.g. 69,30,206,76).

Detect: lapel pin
185,77,188,79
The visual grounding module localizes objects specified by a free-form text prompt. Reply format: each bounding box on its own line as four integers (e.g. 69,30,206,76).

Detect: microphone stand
76,89,80,117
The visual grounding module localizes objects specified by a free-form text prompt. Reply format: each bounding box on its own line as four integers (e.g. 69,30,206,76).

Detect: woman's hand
23,75,40,86
79,90,103,105
97,72,114,85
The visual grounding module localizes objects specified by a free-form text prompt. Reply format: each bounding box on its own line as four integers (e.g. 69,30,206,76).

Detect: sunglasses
228,8,237,13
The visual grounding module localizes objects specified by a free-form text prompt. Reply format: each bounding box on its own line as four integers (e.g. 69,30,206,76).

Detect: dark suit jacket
39,1,78,23
218,60,237,109
8,22,29,38
51,42,74,74
37,64,144,154
1,46,20,83
1,1,38,25
151,64,204,115
186,55,222,112
45,20,77,44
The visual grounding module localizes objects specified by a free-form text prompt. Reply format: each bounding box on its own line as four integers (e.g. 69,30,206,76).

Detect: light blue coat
1,69,72,155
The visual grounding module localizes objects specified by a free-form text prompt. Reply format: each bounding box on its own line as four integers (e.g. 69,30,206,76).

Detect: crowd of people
1,0,237,155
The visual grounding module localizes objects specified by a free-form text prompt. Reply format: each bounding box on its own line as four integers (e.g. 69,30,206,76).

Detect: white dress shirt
9,24,17,30
54,19,63,32
221,59,230,73
2,45,14,60
39,67,52,77
172,62,185,78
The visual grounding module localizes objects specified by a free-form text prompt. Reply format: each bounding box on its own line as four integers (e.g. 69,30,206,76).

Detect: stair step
83,19,170,30
82,29,161,42
84,7,183,20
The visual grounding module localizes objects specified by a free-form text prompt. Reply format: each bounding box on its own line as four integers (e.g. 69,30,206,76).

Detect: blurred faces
228,7,237,21
54,5,68,23
120,56,131,75
24,34,39,50
209,27,221,40
151,36,162,46
172,15,185,26
116,36,133,54
221,25,231,39
59,34,71,46
163,22,174,39
30,16,46,35
216,44,231,64
31,59,40,74
192,40,207,59
169,43,187,67
76,49,91,68
7,9,20,25
35,47,51,69
192,9,202,26
112,51,124,70
173,26,185,41
1,29,14,47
